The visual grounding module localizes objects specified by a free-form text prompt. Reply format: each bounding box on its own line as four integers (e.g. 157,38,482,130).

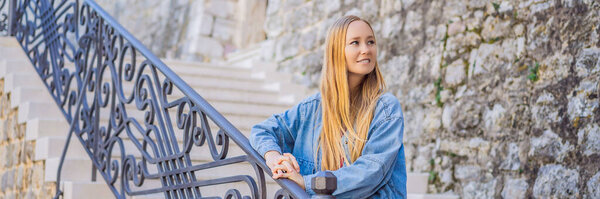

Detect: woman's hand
264,151,300,175
272,166,305,190
264,151,305,190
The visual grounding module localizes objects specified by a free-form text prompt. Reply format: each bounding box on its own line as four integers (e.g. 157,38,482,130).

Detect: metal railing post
7,0,15,35
311,171,337,199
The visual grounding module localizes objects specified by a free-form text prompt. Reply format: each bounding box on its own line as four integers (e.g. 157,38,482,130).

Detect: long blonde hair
318,15,386,171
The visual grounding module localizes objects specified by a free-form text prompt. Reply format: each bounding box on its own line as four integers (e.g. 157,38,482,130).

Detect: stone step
248,61,310,98
91,91,288,118
25,118,69,141
174,87,297,107
31,125,250,163
22,110,259,144
407,193,460,199
95,106,268,132
163,60,263,81
62,181,114,199
10,87,54,109
407,173,429,194
114,80,297,107
17,101,64,124
97,71,295,99
3,72,45,94
35,136,90,161
106,61,279,94
17,99,270,136
0,37,21,47
224,45,261,68
152,74,283,94
112,136,249,164
0,59,31,79
0,47,29,61
45,158,94,182
163,59,254,71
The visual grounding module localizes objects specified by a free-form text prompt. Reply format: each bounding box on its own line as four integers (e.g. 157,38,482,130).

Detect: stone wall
262,0,600,198
94,0,267,62
0,80,55,198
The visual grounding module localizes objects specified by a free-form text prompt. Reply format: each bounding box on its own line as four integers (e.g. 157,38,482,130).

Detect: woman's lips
357,58,370,63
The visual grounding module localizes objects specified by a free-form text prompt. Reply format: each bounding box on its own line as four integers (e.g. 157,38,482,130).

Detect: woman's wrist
264,150,281,159
299,175,306,190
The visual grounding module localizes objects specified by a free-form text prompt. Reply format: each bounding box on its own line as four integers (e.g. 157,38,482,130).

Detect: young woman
250,15,406,198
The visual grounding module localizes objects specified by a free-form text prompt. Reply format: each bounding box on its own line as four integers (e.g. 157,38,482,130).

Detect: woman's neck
348,74,365,96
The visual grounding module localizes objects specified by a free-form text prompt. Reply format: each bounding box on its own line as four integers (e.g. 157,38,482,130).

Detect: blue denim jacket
250,92,406,199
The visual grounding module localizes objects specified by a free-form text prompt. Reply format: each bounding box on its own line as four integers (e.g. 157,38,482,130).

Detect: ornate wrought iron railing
3,0,336,198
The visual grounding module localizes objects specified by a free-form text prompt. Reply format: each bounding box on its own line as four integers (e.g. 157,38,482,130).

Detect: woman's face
344,20,377,78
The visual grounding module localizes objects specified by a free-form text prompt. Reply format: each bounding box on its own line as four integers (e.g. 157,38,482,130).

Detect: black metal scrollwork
7,0,315,198
0,0,7,35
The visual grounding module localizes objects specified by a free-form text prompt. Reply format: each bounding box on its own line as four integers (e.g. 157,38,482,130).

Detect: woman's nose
360,44,370,54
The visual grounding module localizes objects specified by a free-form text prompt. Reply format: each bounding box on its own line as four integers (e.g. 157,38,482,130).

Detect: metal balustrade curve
1,0,337,198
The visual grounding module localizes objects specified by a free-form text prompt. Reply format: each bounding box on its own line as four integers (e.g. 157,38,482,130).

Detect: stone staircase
0,36,457,199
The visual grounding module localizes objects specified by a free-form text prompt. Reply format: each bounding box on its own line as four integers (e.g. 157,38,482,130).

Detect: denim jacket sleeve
303,96,404,198
249,101,304,157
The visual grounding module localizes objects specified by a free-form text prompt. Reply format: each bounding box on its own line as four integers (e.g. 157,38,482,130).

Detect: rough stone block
567,77,599,121
482,103,506,135
500,143,520,171
20,140,34,164
205,0,235,19
289,6,311,30
533,164,579,198
3,142,13,167
462,179,496,199
15,165,23,190
266,0,281,15
444,59,466,87
283,0,303,10
1,168,14,192
194,36,224,59
481,16,511,41
0,120,6,142
274,34,299,62
587,172,600,199
455,165,481,181
578,123,600,156
502,178,528,199
212,18,235,41
575,48,600,77
528,130,573,162
31,163,44,188
381,14,402,39
4,192,16,199
300,28,317,52
316,0,340,17
23,187,36,199
198,14,214,36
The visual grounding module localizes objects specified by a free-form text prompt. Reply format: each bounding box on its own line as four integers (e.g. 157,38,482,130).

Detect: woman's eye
368,40,375,45
350,41,358,45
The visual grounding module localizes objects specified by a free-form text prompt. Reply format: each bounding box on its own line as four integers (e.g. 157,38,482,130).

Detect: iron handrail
3,0,334,198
